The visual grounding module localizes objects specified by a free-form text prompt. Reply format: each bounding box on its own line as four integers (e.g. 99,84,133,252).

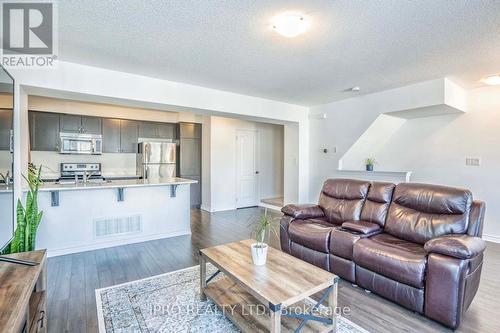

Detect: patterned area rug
95,264,369,333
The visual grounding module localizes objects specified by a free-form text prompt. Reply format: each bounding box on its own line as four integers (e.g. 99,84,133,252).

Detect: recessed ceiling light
481,74,500,85
271,12,310,38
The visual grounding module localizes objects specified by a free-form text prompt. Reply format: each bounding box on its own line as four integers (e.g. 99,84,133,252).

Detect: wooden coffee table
199,239,339,333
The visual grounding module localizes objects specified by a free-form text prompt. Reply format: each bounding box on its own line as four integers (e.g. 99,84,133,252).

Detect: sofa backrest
318,178,370,225
360,182,396,226
384,183,473,244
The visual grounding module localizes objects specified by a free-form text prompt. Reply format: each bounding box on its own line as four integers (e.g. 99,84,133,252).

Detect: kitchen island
33,178,197,256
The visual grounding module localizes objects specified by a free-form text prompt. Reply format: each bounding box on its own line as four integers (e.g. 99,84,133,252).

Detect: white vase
251,243,268,266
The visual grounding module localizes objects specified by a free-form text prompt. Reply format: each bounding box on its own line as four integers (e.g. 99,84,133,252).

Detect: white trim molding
483,234,500,244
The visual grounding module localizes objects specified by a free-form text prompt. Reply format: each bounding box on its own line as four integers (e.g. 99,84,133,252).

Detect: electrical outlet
465,157,481,166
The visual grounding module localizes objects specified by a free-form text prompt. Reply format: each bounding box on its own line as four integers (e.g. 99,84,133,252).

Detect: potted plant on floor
365,158,376,171
250,210,279,266
1,163,43,254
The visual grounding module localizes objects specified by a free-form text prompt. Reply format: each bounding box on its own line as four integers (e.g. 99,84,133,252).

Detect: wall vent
94,215,142,238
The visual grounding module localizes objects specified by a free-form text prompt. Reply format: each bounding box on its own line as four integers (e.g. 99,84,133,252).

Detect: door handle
255,171,259,174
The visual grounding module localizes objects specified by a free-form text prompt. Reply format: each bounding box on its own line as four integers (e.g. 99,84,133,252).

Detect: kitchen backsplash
0,152,10,176
30,151,137,179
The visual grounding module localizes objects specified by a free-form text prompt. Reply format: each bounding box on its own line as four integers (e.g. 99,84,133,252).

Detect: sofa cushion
330,228,362,260
318,179,370,225
353,233,427,288
360,182,396,226
288,218,335,253
385,183,473,244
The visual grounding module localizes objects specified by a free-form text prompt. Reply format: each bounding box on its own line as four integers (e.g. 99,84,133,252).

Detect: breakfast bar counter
36,177,197,192
33,178,197,257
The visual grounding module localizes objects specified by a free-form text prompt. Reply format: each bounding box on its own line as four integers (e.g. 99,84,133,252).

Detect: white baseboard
46,229,192,257
259,202,282,212
483,234,500,243
200,205,212,212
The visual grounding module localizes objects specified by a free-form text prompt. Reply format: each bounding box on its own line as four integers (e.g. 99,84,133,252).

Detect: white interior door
236,130,258,208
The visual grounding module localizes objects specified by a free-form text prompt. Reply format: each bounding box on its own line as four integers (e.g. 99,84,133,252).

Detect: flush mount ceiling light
271,12,310,38
481,74,500,85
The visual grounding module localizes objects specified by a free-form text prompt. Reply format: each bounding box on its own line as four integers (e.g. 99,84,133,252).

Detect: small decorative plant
365,158,376,171
2,163,43,254
250,209,279,265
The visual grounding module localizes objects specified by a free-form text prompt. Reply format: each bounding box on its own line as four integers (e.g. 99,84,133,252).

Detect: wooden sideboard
0,250,47,333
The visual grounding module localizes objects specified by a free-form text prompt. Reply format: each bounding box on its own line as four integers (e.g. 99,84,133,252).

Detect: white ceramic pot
251,243,268,266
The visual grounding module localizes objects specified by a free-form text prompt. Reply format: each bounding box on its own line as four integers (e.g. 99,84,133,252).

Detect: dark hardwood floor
47,207,499,333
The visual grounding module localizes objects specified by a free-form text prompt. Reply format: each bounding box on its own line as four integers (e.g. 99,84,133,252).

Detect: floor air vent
94,215,142,238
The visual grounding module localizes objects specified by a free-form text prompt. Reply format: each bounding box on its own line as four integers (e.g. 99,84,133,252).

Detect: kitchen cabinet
180,122,201,139
102,118,121,153
180,138,201,176
60,114,101,134
183,175,201,207
138,121,175,140
120,119,139,153
60,114,81,133
82,116,102,134
0,109,12,150
102,118,138,153
179,123,202,207
29,111,60,151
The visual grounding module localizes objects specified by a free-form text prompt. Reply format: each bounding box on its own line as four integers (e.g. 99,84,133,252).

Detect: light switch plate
465,157,481,166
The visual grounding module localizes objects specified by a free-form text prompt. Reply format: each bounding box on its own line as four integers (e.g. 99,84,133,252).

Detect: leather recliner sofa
280,178,486,329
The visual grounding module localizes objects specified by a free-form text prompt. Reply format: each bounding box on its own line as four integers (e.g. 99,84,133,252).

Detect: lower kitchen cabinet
182,175,201,208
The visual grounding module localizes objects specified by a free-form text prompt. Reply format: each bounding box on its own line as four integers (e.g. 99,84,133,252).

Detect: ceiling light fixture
271,12,310,38
481,74,500,86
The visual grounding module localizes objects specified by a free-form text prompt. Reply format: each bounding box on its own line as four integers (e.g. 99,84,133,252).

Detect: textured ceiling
57,0,500,106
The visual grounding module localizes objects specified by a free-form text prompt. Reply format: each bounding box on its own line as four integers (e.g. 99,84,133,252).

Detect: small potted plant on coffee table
250,210,279,266
365,158,376,171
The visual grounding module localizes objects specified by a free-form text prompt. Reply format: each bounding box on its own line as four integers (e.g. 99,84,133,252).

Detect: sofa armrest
281,204,324,219
424,234,486,259
341,220,381,235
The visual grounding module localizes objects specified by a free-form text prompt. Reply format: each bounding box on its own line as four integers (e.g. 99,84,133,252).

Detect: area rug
95,264,369,333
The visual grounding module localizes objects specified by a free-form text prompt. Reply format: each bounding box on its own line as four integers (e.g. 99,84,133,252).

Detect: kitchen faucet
0,171,11,185
82,170,97,183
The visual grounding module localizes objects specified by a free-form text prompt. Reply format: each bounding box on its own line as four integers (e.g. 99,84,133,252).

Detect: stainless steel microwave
59,132,102,155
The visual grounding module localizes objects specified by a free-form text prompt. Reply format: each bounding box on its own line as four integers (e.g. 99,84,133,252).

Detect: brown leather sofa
280,178,486,329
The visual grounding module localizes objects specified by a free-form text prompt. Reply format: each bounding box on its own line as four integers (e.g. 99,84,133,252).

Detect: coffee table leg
200,254,207,301
270,306,281,333
329,277,339,332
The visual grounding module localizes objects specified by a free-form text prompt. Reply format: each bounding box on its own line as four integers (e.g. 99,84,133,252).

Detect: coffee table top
200,239,338,307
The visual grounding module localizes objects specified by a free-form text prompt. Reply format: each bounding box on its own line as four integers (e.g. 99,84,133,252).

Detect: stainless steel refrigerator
137,141,176,179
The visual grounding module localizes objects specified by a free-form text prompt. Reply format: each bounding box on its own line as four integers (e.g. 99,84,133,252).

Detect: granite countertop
33,177,197,192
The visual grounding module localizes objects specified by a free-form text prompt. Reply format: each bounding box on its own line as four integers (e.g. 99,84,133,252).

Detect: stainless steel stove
58,163,105,184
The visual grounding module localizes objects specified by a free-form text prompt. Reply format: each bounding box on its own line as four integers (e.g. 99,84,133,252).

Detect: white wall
208,116,284,212
11,61,309,207
201,116,211,211
28,96,188,123
310,84,500,240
